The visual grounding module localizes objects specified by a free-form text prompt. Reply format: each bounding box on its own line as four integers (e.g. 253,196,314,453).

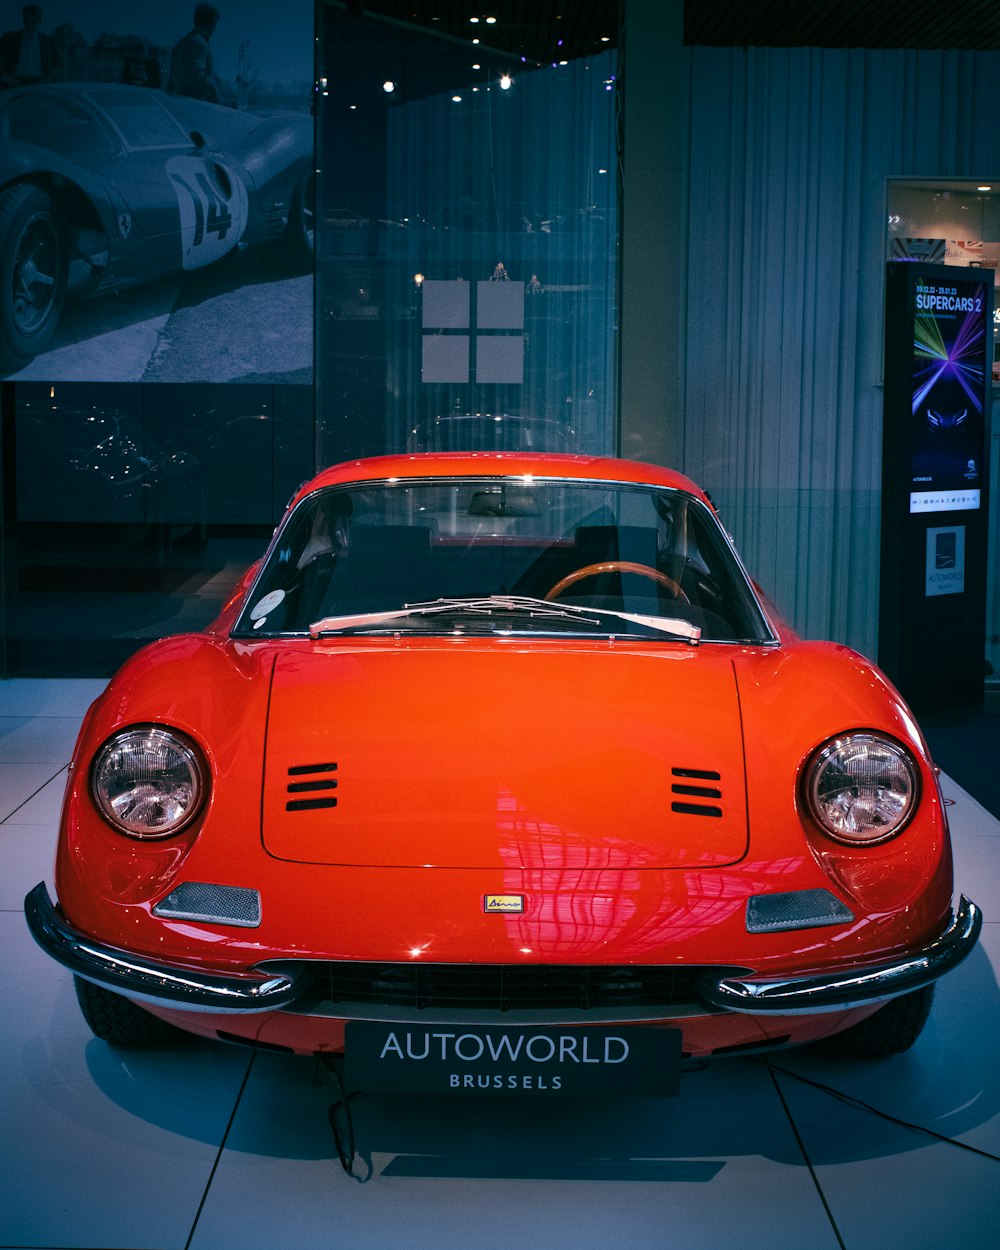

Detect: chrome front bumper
26,882,981,1019
24,883,297,1014
697,894,982,1015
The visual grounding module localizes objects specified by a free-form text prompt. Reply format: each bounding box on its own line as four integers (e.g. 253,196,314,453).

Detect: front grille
265,961,721,1017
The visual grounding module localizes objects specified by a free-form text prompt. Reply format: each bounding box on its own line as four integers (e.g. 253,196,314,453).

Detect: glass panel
0,91,114,158
5,382,312,675
83,88,192,148
316,8,619,465
236,477,769,644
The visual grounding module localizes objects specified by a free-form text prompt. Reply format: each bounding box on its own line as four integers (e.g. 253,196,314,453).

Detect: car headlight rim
91,724,208,839
803,730,921,846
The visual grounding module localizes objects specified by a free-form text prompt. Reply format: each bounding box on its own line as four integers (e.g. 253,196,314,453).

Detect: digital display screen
908,277,989,513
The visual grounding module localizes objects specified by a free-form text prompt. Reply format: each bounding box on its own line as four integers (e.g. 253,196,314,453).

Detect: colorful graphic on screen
909,279,988,514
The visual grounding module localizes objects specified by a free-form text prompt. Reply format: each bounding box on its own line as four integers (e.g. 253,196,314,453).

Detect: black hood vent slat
286,762,338,812
671,766,723,819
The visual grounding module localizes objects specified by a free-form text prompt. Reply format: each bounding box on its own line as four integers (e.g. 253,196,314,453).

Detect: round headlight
91,726,207,839
803,732,920,845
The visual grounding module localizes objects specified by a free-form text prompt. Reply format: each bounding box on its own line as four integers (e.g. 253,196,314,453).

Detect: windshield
233,476,772,642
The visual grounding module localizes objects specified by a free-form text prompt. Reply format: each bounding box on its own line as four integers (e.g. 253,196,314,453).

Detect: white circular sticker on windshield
250,589,285,620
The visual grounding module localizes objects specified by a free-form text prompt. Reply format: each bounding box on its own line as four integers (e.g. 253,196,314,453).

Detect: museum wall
682,45,1000,659
3,9,1000,676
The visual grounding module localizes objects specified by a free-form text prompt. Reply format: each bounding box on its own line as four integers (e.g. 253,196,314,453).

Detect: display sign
880,261,993,711
925,526,965,597
345,1021,682,1097
908,275,989,514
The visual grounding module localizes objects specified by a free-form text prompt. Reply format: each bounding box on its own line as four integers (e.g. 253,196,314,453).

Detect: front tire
817,985,935,1058
74,976,188,1046
0,183,67,371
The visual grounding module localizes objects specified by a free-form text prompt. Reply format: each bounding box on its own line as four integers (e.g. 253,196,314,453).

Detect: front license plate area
345,1023,681,1097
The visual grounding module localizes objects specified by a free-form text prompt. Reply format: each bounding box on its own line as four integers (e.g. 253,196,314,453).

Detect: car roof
291,453,710,506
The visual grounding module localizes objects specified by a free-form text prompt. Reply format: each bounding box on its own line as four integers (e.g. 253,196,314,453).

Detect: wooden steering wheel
544,560,689,603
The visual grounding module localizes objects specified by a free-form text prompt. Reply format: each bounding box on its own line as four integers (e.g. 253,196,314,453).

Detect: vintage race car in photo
0,83,314,372
25,453,981,1097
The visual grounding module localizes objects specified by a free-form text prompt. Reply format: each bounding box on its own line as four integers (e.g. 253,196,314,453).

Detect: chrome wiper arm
309,596,592,636
310,595,700,642
503,595,701,642
309,598,475,636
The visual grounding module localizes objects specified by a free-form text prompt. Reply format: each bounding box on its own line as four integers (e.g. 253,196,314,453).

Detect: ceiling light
382,80,396,93
500,73,512,90
979,185,992,191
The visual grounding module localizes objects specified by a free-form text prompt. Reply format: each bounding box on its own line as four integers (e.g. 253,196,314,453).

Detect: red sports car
26,453,981,1098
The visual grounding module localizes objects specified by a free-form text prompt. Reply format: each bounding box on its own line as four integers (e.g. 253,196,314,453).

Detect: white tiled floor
2,678,998,1250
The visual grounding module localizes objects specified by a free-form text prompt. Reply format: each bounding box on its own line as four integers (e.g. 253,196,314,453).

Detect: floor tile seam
0,715,90,725
183,1051,257,1250
761,1063,848,1250
0,766,68,824
0,762,68,774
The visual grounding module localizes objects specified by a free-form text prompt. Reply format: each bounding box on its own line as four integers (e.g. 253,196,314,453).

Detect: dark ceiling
340,1,1000,63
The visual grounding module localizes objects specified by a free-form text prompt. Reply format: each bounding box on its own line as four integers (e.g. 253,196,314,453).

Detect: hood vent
671,766,722,819
286,762,338,812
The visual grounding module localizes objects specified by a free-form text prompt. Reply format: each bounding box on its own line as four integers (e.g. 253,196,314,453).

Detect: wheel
817,986,935,1058
0,183,66,370
74,976,187,1046
545,559,689,603
281,168,315,271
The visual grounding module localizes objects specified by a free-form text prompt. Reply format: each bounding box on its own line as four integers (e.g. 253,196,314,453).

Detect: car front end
25,454,981,1090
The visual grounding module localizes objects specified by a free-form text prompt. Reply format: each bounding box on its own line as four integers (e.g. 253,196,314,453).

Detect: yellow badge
483,894,525,914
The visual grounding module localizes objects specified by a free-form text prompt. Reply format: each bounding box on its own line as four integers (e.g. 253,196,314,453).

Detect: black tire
0,183,67,371
817,985,935,1058
74,976,188,1047
281,168,315,272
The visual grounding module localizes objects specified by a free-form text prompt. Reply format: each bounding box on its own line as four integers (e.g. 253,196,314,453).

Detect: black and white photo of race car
0,82,314,373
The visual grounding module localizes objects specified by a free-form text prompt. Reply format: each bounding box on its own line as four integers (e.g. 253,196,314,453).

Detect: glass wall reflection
317,8,619,465
6,382,313,673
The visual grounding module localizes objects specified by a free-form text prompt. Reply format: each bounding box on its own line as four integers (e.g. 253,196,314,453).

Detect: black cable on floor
321,1054,373,1183
755,1058,1000,1163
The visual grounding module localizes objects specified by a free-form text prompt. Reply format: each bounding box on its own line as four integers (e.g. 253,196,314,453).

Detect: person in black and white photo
0,4,61,87
167,2,221,102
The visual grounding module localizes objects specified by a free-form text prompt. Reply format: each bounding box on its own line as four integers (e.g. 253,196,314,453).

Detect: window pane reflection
317,9,619,464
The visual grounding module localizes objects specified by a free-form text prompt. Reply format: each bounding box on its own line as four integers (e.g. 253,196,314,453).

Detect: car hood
261,644,749,870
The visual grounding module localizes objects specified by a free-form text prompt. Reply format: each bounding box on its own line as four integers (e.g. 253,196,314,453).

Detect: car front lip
25,882,981,1019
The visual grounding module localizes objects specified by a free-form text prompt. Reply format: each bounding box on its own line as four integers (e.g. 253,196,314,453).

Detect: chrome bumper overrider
697,895,982,1015
25,882,981,1019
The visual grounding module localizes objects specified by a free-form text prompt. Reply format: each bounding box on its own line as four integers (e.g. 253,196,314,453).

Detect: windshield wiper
309,595,700,642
